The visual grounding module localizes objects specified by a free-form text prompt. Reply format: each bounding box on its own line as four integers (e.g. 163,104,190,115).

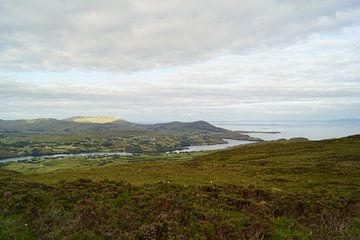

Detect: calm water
0,152,132,164
173,139,256,153
1,139,256,163
213,121,360,141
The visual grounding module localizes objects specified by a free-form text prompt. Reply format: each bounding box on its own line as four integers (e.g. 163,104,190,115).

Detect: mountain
0,118,85,133
0,117,252,137
140,120,225,133
0,117,142,133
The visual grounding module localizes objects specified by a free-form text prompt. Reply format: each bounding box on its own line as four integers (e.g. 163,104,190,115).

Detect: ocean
212,121,360,141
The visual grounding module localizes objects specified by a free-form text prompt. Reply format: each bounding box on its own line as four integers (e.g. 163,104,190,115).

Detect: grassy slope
1,136,360,239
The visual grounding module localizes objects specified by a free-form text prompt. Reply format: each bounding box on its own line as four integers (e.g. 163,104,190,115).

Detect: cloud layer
0,0,359,121
1,33,360,121
0,0,359,71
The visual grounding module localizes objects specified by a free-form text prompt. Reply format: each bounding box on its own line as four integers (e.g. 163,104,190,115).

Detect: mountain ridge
0,117,260,141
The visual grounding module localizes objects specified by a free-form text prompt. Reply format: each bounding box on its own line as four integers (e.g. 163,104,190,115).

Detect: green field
1,135,360,239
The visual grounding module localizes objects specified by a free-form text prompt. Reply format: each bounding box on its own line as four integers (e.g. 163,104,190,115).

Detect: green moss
270,217,310,240
0,214,36,240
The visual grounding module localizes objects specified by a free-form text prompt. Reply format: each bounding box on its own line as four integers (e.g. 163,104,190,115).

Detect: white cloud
0,0,359,71
1,30,360,121
0,0,359,121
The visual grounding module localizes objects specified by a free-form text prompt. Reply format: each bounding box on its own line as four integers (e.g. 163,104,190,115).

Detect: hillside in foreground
1,135,359,239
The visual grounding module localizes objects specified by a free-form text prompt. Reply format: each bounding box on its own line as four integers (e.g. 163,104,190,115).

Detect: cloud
0,0,359,71
1,30,360,121
0,0,359,121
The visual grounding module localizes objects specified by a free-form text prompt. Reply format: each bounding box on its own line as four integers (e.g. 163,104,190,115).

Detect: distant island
236,130,281,134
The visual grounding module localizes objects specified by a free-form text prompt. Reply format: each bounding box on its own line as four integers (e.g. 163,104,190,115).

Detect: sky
0,0,359,122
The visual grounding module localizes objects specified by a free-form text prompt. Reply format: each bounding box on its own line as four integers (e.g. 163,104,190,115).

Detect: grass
1,135,360,239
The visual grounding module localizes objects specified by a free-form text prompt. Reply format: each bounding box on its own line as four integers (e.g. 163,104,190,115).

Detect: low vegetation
1,135,359,239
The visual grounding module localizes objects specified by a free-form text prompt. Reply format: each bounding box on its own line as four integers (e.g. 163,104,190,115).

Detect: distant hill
0,118,84,133
0,117,260,141
0,117,140,134
140,120,227,133
0,117,260,159
65,116,120,124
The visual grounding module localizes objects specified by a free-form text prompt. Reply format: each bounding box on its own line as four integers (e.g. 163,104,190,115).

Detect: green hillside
1,135,359,239
140,120,225,133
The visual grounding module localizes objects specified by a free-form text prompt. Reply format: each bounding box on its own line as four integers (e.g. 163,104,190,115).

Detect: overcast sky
0,0,359,122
